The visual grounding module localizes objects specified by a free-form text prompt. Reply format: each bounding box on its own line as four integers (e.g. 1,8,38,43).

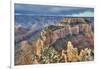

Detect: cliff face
15,41,33,65
40,18,93,50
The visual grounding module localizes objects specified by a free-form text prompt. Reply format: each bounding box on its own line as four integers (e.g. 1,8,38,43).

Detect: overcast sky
15,4,94,17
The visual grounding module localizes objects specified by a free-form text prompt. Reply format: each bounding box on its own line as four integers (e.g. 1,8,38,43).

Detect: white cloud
15,13,23,15
70,11,94,17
